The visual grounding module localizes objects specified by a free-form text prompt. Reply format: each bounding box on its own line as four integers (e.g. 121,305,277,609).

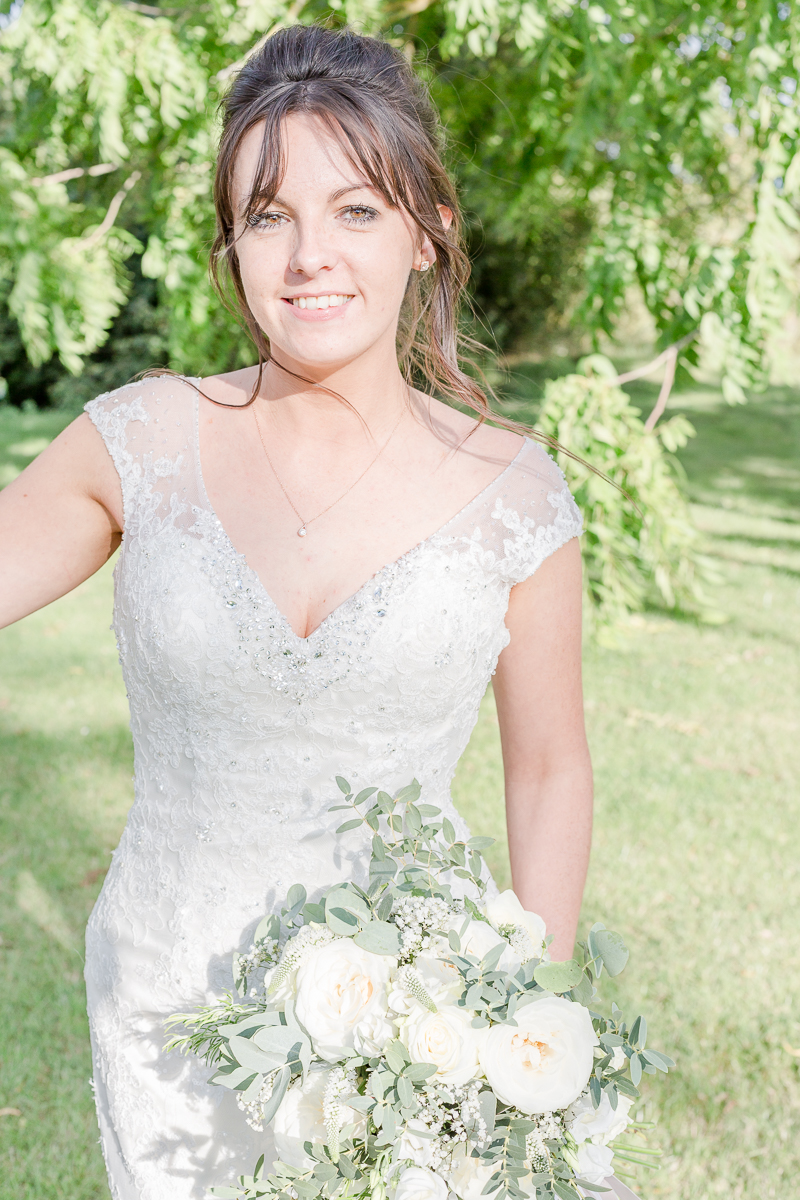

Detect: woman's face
231,113,437,374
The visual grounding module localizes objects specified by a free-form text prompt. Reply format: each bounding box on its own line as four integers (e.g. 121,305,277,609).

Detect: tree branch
75,171,141,250
613,331,698,431
31,163,118,186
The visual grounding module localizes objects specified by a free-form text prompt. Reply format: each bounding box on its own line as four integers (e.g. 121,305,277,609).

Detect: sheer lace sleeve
493,440,583,585
445,438,583,588
84,376,196,532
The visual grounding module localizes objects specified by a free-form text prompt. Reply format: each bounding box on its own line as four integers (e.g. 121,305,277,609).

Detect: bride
0,24,592,1200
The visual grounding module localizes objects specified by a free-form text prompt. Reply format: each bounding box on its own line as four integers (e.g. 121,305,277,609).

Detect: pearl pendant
297,525,307,537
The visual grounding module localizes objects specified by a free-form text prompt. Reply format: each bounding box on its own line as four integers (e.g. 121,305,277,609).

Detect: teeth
292,295,351,310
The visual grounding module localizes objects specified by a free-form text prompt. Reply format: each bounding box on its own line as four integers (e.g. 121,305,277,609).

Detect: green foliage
535,355,716,629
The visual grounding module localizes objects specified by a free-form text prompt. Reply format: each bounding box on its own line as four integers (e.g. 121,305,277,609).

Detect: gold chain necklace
253,397,407,538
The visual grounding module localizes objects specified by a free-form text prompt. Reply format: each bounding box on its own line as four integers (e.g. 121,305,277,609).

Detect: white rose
480,997,596,1114
400,1004,483,1086
450,918,520,972
353,1005,394,1055
566,1090,633,1146
414,948,464,1002
611,1046,627,1072
294,939,395,1062
274,1068,366,1169
387,955,462,1016
575,1142,615,1186
448,1145,499,1200
398,1118,437,1169
484,891,547,959
394,1166,448,1200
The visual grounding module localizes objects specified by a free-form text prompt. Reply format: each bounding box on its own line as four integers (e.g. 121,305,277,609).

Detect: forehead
232,112,373,203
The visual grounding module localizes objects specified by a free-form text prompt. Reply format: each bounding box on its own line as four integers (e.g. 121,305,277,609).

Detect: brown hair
158,24,616,489
207,23,492,418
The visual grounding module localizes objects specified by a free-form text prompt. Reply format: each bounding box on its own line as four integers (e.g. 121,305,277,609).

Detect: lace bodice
81,375,582,1200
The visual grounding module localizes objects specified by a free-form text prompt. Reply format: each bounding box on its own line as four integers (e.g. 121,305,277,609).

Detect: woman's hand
0,414,123,629
493,538,592,962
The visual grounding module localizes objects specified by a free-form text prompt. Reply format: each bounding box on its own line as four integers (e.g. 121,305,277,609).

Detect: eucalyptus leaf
260,1066,291,1127
533,959,583,993
353,920,401,956
594,929,629,977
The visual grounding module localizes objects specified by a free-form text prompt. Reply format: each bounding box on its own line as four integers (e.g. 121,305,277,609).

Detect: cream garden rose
400,1004,482,1086
273,1068,365,1169
566,1089,633,1146
574,1142,615,1186
447,1146,500,1200
483,890,547,960
479,996,595,1113
394,1165,448,1200
294,938,395,1062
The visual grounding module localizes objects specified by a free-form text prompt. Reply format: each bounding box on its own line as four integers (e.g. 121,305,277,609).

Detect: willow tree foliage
2,0,800,391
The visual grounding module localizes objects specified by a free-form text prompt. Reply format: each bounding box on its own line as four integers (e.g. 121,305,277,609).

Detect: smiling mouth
287,294,354,310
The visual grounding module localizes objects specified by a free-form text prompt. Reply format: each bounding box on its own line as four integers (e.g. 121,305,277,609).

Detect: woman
0,25,591,1200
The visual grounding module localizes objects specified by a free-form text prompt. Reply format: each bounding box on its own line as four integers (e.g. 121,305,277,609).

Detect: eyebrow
267,183,378,209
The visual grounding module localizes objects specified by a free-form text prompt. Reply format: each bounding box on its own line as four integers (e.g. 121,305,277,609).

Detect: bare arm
493,537,592,961
0,414,123,629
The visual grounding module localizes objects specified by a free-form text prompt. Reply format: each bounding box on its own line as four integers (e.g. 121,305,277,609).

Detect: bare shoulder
196,365,260,407
420,394,525,470
1,411,124,528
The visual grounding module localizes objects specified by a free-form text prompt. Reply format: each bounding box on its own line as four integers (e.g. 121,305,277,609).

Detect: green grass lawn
0,381,798,1199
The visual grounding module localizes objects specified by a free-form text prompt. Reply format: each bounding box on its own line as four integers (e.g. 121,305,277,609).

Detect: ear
437,204,454,231
415,206,454,271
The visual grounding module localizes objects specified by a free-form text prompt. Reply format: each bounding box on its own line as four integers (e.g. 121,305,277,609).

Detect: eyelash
245,204,379,230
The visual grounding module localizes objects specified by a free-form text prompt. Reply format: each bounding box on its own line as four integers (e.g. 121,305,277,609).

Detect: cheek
237,240,284,304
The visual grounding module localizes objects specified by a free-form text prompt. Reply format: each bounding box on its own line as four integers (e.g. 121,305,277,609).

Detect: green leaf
336,819,364,833
395,780,422,804
336,777,351,794
594,929,629,976
287,884,307,910
403,1062,438,1082
353,920,401,956
642,1048,674,1071
569,971,594,1006
354,787,378,805
554,1182,581,1200
442,818,456,844
447,929,461,953
467,836,495,850
533,959,584,993
630,1015,647,1050
630,1053,643,1087
260,1065,291,1126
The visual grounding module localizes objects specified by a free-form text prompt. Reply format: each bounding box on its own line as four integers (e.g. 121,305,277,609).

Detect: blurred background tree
3,0,800,403
1,0,798,624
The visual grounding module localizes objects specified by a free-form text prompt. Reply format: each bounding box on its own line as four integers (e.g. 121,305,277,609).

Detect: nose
287,215,337,278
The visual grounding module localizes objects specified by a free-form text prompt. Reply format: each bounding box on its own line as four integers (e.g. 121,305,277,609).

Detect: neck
259,342,412,442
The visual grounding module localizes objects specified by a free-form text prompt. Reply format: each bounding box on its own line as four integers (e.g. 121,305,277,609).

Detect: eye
341,204,378,226
245,211,287,230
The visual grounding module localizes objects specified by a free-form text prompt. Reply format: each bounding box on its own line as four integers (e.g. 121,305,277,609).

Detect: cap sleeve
84,375,195,532
488,439,583,586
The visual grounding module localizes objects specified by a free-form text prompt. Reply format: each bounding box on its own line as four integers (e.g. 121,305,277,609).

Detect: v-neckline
191,388,527,642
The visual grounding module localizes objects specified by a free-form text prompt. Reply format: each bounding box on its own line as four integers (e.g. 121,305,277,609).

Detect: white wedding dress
82,375,583,1199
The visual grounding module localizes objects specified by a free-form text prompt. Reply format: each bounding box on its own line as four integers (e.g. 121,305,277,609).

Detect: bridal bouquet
167,780,673,1200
